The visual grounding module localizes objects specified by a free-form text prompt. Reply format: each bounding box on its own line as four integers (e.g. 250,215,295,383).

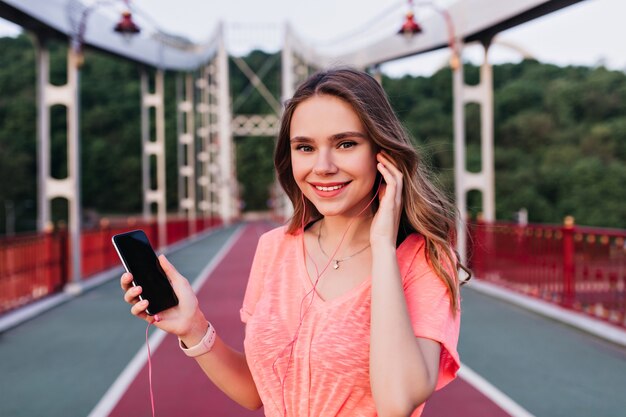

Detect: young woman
122,67,468,417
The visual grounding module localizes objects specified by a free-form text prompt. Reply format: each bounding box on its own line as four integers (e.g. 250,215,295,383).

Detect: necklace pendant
333,260,340,270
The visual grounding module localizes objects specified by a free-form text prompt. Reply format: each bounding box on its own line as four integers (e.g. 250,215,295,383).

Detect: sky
0,0,624,77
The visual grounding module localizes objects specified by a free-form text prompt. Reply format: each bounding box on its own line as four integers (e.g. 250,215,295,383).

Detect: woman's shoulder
257,224,299,249
260,224,295,239
397,233,454,275
398,233,459,287
397,233,454,260
397,232,425,256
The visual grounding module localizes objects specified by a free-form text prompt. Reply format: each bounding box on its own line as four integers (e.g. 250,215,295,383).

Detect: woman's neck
317,214,372,252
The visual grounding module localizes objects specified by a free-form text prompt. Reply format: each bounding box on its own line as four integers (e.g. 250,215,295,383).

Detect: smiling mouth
315,184,346,191
310,180,353,193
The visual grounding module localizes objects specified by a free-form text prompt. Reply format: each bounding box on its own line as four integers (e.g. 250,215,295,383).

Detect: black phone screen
112,230,178,315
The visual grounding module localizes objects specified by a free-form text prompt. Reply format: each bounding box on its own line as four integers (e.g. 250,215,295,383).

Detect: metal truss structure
176,24,236,228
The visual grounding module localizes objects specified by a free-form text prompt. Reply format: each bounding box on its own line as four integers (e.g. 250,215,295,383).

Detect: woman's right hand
121,254,208,340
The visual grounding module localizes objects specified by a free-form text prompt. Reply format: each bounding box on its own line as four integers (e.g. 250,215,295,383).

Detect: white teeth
315,184,344,191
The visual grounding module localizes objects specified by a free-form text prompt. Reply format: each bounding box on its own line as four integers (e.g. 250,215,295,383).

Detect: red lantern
114,11,141,35
398,10,422,37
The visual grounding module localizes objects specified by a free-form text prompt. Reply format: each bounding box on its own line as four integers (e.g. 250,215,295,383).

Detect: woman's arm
177,314,262,410
122,256,262,410
370,244,440,417
369,153,441,417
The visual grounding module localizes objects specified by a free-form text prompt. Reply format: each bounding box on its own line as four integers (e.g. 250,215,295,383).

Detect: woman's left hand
370,152,403,248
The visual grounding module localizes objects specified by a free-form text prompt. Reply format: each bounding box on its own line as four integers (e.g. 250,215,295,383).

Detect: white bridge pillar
453,40,495,264
196,65,213,224
36,37,83,288
176,73,197,234
141,68,167,248
216,24,236,224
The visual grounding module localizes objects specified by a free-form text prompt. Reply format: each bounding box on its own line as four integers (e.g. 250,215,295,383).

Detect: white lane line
458,363,536,417
87,224,247,417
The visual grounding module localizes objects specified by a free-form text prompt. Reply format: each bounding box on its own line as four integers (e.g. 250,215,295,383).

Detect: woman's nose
312,150,338,175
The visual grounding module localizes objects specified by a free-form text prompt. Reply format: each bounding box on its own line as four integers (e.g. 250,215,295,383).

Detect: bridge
0,0,625,416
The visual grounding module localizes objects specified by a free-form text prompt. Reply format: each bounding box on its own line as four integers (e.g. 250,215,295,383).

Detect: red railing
0,231,66,313
470,219,626,328
4,215,623,327
0,216,222,315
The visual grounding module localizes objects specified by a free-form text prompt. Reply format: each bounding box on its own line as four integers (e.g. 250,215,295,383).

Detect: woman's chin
314,204,371,219
314,207,343,218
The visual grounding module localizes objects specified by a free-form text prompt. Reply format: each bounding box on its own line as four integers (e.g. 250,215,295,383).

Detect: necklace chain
317,220,371,270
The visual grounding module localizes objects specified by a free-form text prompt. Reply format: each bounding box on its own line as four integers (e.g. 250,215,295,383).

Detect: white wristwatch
178,323,216,357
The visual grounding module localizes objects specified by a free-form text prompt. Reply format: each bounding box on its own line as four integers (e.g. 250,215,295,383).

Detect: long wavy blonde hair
274,68,469,311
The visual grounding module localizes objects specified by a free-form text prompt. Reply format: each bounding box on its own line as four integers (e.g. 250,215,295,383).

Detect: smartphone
112,229,178,315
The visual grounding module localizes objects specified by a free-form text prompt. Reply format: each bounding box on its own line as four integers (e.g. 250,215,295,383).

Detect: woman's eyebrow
290,136,313,143
290,131,367,143
330,131,367,141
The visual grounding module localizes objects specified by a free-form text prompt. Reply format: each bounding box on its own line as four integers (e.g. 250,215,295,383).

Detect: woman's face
289,94,378,218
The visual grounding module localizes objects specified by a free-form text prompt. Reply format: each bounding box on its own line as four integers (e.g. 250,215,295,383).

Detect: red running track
107,222,512,417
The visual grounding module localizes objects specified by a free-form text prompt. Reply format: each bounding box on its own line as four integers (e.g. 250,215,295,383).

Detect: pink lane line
108,222,270,417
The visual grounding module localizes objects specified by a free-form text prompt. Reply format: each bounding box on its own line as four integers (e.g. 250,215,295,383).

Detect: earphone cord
146,318,159,417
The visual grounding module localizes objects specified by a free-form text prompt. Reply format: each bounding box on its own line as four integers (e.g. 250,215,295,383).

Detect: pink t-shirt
240,226,460,417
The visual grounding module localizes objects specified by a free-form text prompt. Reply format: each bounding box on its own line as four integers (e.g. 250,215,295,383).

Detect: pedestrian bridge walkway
1,222,625,417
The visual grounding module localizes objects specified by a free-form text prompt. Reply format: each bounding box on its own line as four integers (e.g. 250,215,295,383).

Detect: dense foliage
383,62,626,227
0,34,624,233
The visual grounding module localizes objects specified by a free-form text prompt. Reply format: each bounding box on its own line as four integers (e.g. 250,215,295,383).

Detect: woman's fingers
126,289,155,323
377,154,402,186
372,152,404,244
377,152,401,174
377,163,394,197
131,299,149,317
159,255,181,281
376,153,403,206
123,285,142,304
120,272,133,291
121,272,143,307
159,254,190,294
121,273,149,320
121,255,196,328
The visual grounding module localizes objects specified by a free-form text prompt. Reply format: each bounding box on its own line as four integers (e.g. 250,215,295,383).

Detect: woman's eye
338,141,356,149
295,144,313,152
